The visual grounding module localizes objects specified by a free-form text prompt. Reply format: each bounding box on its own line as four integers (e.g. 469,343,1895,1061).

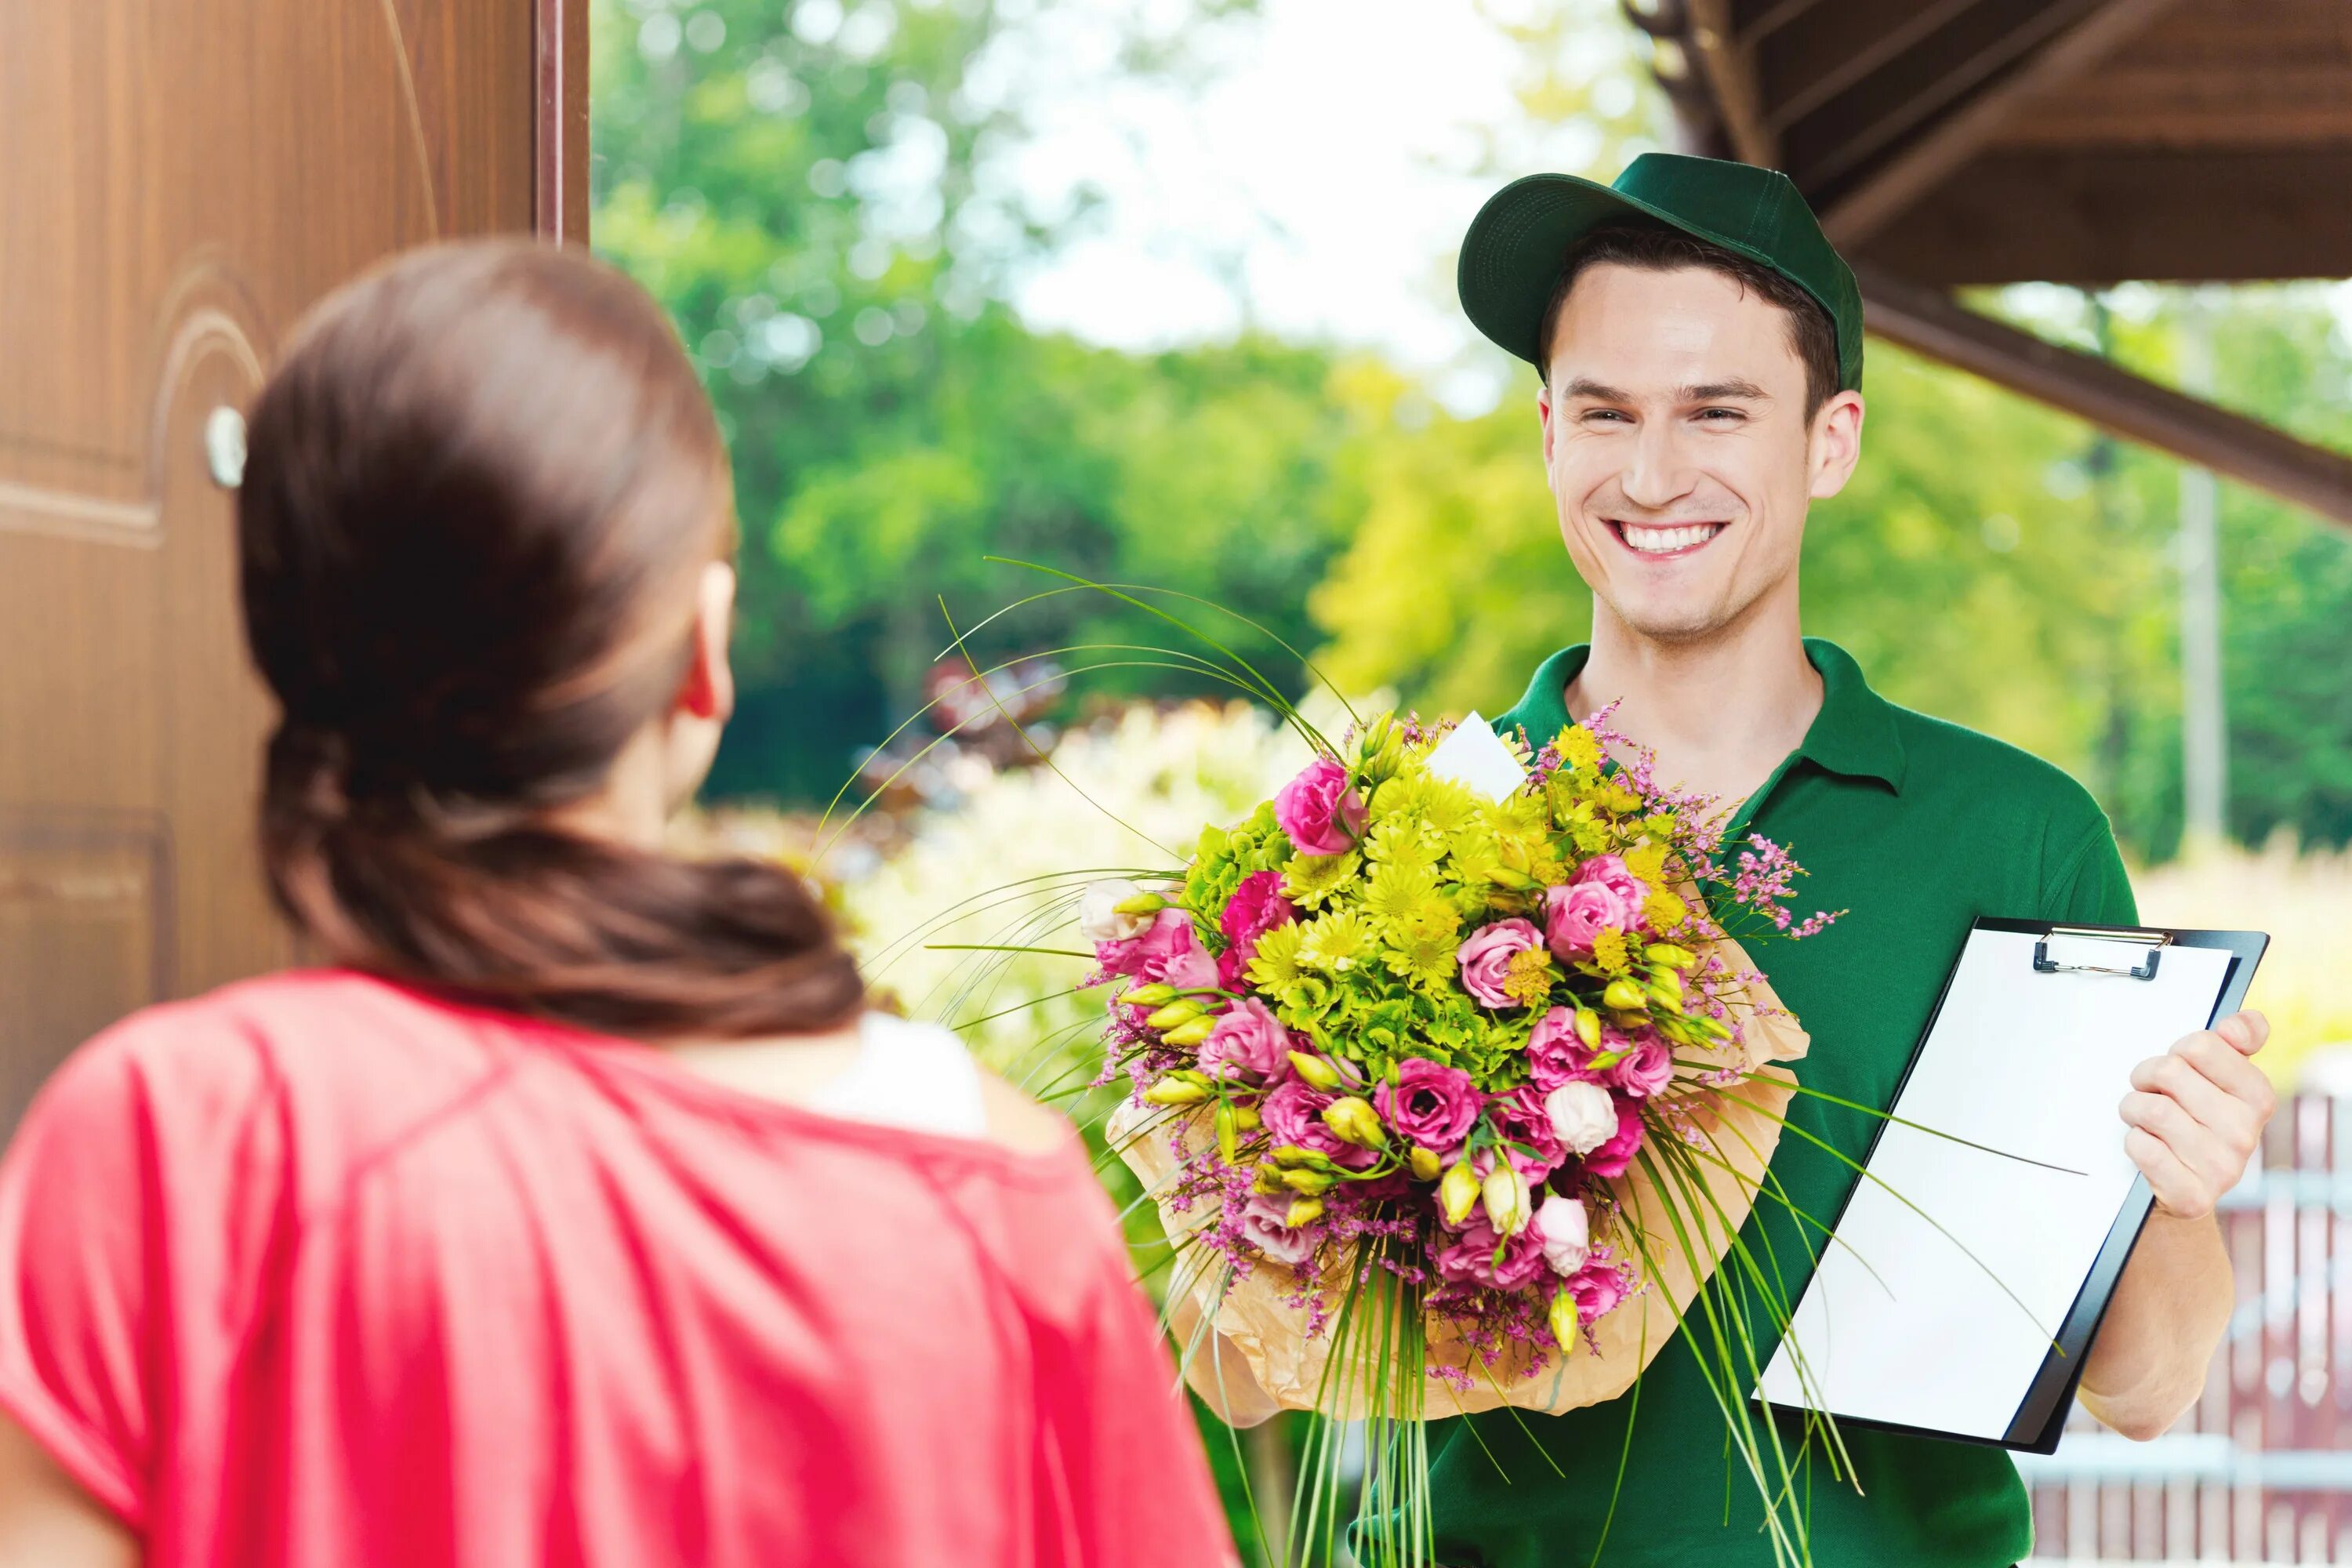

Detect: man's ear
678,560,738,724
1807,390,1866,500
1537,378,1559,485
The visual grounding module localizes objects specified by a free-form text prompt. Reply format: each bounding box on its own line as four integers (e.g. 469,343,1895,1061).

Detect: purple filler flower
1457,919,1544,1008
1274,755,1367,857
1374,1057,1481,1154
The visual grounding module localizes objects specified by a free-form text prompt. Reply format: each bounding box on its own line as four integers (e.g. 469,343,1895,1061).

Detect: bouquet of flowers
1089,706,1831,1564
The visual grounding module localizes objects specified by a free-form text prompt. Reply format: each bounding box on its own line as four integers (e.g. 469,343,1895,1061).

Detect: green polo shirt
1423,638,2136,1568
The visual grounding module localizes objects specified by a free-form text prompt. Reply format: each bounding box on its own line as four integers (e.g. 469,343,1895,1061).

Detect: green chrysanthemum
1384,931,1459,991
1363,860,1441,928
1297,909,1378,975
1362,817,1441,871
1245,920,1307,992
1283,848,1363,908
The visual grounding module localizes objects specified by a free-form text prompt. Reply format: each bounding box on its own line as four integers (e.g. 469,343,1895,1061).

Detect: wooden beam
1853,147,2352,286
1684,0,1777,166
1817,0,2184,245
1855,264,2352,532
535,0,590,246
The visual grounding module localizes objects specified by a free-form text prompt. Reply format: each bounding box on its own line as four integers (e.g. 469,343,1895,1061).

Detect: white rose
1534,1193,1590,1276
1545,1080,1617,1157
1077,880,1149,945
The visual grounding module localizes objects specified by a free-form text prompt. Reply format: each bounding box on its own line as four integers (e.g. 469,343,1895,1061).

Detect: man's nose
1619,423,1698,510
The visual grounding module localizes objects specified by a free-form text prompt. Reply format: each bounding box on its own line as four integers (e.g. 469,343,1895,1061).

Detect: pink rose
1544,880,1631,960
1261,1078,1377,1170
1610,1033,1674,1099
1097,906,1213,986
1456,919,1544,1009
1567,1258,1630,1325
1196,999,1292,1083
1487,1084,1566,1180
1239,1194,1317,1265
1374,1057,1481,1153
1274,755,1367,857
1580,1096,1646,1180
1433,1213,1551,1292
1574,855,1650,927
1534,1193,1590,1276
1526,1007,1604,1091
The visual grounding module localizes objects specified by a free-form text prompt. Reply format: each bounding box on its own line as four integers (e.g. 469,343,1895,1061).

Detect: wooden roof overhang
1627,0,2352,528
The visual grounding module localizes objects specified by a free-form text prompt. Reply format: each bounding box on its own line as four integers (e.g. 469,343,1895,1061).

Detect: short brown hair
241,241,865,1040
1536,223,1842,418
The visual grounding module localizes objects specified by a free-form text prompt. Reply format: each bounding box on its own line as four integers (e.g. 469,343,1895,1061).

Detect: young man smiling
1416,154,2277,1566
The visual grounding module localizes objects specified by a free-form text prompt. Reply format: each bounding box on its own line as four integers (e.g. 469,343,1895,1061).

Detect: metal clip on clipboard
2031,925,2172,981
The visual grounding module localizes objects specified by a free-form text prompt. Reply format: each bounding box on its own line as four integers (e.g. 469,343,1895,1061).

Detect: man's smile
1605,518,1729,558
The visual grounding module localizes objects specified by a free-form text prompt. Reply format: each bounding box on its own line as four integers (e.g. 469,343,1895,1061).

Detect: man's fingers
2128,1052,2259,1155
2124,1126,2211,1220
2172,1031,2278,1124
2216,1009,2270,1058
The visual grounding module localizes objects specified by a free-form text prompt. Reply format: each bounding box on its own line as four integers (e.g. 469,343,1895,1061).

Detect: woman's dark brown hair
239,239,864,1039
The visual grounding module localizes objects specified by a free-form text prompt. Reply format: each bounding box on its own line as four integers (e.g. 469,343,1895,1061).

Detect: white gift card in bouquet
1421,711,1529,803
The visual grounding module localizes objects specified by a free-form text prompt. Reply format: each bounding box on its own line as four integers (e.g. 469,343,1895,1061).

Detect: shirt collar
1505,637,1906,795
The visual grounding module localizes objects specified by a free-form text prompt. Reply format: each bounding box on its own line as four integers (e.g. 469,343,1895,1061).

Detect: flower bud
1253,1163,1287,1196
1270,1145,1332,1170
1215,1102,1240,1166
1646,943,1697,971
1233,1103,1262,1133
1287,1051,1345,1091
1145,1000,1203,1031
1602,978,1650,1014
1112,891,1170,917
1483,1162,1530,1236
1645,982,1684,1016
1280,1167,1335,1196
1162,1014,1218,1048
1548,1285,1581,1350
1407,1145,1443,1183
1123,982,1178,1008
1142,1078,1210,1107
1283,1197,1326,1229
1574,1007,1602,1051
1321,1096,1387,1149
1439,1159,1481,1226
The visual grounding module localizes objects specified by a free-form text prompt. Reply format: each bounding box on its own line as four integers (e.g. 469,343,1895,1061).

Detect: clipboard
1753,916,2267,1454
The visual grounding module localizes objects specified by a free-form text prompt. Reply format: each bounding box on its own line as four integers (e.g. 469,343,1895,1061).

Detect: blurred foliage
595,0,2352,865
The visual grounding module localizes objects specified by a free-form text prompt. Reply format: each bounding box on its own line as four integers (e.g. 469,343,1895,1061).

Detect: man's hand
2118,1010,2274,1220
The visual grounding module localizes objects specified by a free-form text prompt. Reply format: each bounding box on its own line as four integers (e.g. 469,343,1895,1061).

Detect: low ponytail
241,242,863,1040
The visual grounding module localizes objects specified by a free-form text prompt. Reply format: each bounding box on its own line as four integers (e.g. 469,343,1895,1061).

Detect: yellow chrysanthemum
1646,887,1690,931
1283,850,1362,908
1364,861,1440,927
1624,843,1671,887
1298,909,1378,974
1501,945,1557,1007
1392,895,1461,944
1384,933,1459,990
1591,927,1631,975
1245,920,1308,990
1555,724,1604,775
1363,818,1441,871
1446,832,1503,887
1419,777,1480,836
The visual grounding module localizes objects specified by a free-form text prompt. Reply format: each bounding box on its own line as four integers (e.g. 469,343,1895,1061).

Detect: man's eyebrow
1560,377,1633,402
1681,379,1770,402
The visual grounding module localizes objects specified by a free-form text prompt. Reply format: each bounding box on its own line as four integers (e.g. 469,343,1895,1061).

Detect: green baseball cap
1457,151,1864,393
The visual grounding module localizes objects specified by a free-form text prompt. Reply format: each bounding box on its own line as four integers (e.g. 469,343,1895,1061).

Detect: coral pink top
0,971,1232,1567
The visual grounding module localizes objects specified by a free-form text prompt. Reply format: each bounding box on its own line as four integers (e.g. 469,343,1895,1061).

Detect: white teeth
1619,523,1723,554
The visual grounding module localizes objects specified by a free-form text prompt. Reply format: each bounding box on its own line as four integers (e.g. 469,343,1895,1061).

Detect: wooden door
0,0,586,1130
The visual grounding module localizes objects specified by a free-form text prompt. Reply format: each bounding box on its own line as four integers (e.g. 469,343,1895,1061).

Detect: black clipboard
1755,916,2268,1454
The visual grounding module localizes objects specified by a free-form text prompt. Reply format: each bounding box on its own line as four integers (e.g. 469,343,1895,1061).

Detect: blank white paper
1755,931,2234,1440
1423,712,1529,804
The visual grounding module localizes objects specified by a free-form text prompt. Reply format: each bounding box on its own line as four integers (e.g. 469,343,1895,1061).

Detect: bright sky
969,0,2352,399
985,0,1646,411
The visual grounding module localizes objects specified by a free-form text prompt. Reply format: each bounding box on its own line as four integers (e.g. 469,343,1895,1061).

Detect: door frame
535,0,589,245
